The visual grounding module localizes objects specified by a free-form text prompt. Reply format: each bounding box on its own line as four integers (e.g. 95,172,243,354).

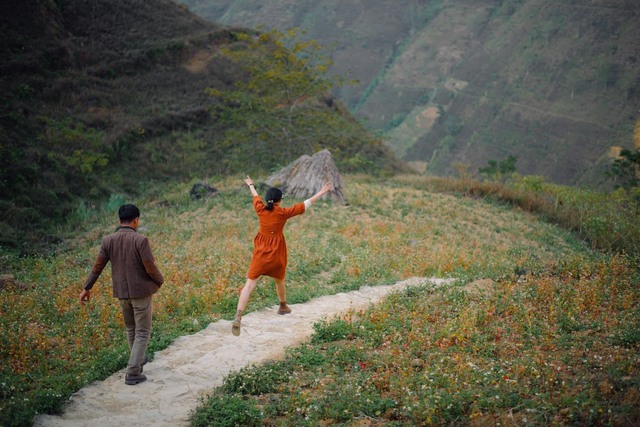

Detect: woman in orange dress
232,175,333,336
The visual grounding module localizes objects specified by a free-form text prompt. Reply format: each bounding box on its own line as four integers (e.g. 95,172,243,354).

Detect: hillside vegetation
1,174,638,426
1,2,639,426
0,0,397,252
181,0,640,186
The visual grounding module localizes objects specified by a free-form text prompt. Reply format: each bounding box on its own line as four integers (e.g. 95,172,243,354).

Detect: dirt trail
34,277,453,427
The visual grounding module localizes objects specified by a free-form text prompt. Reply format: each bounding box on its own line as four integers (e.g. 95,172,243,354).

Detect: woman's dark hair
265,187,282,211
118,204,140,223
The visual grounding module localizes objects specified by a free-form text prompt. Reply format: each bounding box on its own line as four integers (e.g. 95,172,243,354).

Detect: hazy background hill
0,0,394,250
179,0,640,186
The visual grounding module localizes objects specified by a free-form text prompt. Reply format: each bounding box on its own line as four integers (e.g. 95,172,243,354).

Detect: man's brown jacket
83,226,164,299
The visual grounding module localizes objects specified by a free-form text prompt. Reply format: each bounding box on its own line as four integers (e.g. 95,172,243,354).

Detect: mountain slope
0,0,395,251
180,0,640,186
0,0,233,248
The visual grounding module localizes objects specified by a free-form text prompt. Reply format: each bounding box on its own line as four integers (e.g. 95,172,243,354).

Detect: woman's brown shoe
231,316,241,336
277,303,292,315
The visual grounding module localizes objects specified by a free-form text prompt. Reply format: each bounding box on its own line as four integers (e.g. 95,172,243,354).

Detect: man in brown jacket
80,204,164,385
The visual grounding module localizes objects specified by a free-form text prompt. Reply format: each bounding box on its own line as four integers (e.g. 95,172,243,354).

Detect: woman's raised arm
305,182,333,208
245,175,259,197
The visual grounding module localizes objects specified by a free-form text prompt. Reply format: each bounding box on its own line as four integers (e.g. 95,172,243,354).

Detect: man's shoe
277,303,291,315
125,373,147,385
231,316,241,336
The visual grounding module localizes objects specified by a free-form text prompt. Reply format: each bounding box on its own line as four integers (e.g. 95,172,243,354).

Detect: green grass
1,174,638,426
189,175,640,426
192,256,639,426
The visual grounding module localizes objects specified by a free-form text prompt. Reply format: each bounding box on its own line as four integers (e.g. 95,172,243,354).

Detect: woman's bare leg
275,278,291,314
237,278,259,314
232,277,258,336
274,278,286,303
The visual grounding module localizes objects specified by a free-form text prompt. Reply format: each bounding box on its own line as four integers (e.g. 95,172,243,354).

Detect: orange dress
247,196,306,280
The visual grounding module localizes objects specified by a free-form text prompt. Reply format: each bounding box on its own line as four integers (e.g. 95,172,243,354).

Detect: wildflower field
1,174,638,426
196,256,639,426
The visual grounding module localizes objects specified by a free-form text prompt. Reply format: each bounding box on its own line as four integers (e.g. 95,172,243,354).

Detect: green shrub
104,194,127,214
310,318,353,344
190,394,262,427
0,221,18,247
221,361,290,395
71,200,96,224
288,344,328,370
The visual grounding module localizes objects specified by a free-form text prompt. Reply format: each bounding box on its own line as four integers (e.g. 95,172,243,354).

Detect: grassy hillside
0,174,638,426
180,0,640,187
0,0,397,253
194,255,640,426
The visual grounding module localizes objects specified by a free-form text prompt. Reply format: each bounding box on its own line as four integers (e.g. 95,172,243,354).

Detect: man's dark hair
118,204,140,223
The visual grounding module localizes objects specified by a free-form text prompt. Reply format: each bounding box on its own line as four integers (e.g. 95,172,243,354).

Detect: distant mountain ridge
180,0,640,187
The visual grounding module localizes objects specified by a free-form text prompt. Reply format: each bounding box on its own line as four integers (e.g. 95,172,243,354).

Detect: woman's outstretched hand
320,181,333,195
306,181,333,206
245,176,259,196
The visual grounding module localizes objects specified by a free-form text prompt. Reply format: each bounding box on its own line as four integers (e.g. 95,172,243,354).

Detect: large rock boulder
265,150,346,204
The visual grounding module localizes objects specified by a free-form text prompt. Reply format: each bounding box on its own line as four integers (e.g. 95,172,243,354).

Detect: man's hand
80,289,91,304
